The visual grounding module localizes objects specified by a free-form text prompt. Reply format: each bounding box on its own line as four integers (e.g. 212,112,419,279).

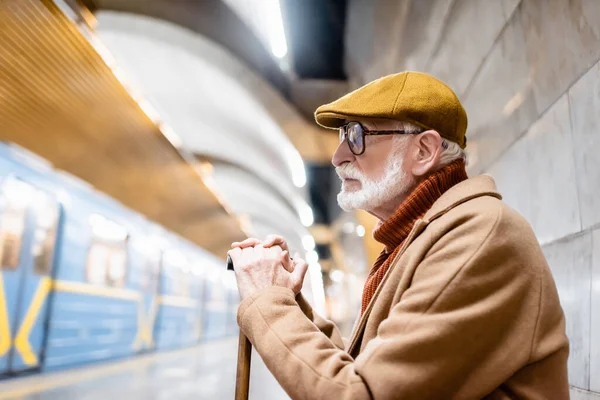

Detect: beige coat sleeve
236,207,547,399
295,292,345,350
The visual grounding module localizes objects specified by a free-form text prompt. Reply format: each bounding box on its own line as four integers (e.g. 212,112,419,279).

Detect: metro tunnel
0,0,599,399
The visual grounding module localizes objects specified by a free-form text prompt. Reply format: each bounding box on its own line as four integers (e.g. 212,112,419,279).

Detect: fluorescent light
308,262,326,315
302,235,316,251
306,250,319,264
266,0,288,59
221,0,288,61
285,146,306,188
330,270,344,283
159,124,183,149
137,98,161,124
356,225,366,237
299,204,314,227
342,222,355,234
293,198,314,227
196,161,214,177
89,36,116,68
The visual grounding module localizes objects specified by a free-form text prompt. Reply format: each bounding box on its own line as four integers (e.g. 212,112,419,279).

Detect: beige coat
237,175,570,399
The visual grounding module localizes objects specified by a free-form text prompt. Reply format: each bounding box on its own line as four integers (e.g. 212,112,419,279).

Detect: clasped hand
228,235,308,300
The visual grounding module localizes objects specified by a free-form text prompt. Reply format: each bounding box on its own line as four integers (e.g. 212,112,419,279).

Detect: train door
226,279,241,338
195,269,206,343
139,244,161,353
152,248,170,350
0,177,60,373
202,271,228,341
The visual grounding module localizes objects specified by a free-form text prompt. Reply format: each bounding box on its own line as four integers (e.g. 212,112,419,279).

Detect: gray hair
439,138,467,167
391,121,467,167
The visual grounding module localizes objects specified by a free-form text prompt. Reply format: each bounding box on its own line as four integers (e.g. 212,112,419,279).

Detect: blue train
0,141,240,376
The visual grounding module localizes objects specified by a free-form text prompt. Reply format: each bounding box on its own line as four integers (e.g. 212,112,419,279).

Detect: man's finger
231,238,263,249
263,234,289,252
279,250,294,273
263,245,291,272
291,256,309,292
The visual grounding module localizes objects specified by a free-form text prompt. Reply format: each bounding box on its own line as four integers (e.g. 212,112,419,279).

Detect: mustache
336,164,364,181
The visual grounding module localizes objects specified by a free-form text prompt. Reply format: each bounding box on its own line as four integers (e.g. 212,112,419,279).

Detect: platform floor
0,338,289,400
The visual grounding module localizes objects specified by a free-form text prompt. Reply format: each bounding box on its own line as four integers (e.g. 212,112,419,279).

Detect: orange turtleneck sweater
360,159,468,314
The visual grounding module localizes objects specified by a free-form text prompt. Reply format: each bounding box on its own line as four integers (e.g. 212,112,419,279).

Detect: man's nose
332,140,355,167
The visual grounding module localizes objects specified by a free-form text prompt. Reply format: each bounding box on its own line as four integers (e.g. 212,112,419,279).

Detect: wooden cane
227,255,252,400
235,332,252,400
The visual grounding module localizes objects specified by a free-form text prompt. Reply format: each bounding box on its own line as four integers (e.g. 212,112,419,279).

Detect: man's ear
410,130,443,177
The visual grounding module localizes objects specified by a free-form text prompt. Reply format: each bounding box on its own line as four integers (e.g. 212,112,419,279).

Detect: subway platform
0,339,289,400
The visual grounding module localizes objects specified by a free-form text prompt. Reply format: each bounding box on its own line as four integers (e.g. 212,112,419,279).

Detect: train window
31,194,59,275
139,236,164,292
0,178,34,270
177,268,191,297
86,214,128,287
106,248,127,287
164,250,189,297
190,268,205,301
143,250,161,292
87,243,110,285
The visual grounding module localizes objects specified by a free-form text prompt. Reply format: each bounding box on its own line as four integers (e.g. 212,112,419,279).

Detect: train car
153,234,202,351
0,143,62,375
44,172,146,370
224,277,241,337
0,142,238,376
126,222,164,355
202,267,233,342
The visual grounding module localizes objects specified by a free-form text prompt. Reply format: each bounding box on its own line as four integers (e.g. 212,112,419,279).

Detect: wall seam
540,223,600,249
571,386,600,397
588,230,594,390
423,0,457,72
460,0,523,101
565,89,585,237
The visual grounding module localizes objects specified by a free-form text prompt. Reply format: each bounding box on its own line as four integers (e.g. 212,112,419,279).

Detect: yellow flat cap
314,71,468,149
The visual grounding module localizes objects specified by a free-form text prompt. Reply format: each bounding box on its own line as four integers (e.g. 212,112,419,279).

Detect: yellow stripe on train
52,280,140,300
0,271,12,357
14,277,52,365
2,278,200,364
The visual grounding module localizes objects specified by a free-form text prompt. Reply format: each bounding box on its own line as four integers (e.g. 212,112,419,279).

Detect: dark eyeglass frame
339,121,422,156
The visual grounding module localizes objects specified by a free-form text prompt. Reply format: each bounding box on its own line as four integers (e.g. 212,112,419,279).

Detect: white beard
336,144,415,212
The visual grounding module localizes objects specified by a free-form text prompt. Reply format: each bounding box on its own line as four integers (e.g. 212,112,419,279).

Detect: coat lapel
347,219,428,355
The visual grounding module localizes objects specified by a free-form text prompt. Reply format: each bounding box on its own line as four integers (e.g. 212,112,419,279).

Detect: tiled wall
488,47,600,396
345,0,600,395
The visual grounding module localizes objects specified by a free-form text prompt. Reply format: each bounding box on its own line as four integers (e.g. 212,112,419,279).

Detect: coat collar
423,174,502,223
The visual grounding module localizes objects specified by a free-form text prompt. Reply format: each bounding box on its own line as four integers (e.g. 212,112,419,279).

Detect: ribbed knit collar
373,159,468,252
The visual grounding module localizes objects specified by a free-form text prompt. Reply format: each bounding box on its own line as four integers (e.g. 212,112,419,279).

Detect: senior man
228,71,569,399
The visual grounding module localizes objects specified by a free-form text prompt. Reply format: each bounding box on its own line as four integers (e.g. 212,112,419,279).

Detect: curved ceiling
94,10,316,259
0,0,248,260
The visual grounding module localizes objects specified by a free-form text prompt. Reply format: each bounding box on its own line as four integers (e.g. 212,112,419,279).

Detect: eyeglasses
339,122,421,155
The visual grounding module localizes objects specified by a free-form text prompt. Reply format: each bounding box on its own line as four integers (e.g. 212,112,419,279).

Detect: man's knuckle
241,264,252,272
